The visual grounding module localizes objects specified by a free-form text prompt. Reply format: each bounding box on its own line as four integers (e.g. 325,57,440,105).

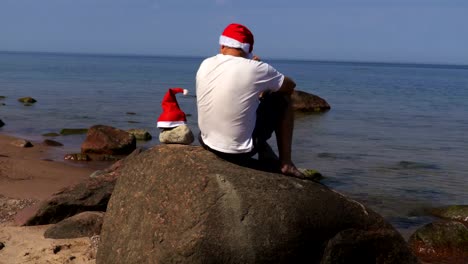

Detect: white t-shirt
196,54,284,153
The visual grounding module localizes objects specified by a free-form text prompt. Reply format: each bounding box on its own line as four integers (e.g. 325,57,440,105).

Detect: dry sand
0,134,99,264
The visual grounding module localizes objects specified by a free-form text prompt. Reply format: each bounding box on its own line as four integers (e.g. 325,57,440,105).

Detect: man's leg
274,94,305,178
253,92,305,178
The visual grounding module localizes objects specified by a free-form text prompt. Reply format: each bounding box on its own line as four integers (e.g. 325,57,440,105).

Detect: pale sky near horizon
1,0,467,65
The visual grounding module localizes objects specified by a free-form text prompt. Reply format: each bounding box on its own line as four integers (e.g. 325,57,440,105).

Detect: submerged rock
0,119,4,127
291,90,330,113
43,139,63,147
97,145,416,264
42,132,60,137
18,97,37,104
60,128,88,136
159,124,194,145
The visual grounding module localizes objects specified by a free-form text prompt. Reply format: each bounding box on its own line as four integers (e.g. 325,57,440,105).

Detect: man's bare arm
277,76,296,95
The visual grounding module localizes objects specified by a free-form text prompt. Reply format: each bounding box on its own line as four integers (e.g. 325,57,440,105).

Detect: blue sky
1,0,467,64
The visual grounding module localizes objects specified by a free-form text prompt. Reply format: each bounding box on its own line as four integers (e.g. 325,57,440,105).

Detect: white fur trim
219,35,250,54
157,121,186,128
183,89,189,95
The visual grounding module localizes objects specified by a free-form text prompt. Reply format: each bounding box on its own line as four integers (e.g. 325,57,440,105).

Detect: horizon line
1,49,467,68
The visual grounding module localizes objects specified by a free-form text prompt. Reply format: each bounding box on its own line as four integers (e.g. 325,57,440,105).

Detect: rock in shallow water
291,90,330,113
0,119,4,127
81,125,136,155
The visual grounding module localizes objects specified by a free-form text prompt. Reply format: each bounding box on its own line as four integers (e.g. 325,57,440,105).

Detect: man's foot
280,163,308,180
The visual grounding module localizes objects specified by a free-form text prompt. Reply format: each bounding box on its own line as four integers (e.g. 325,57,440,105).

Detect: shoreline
0,132,101,263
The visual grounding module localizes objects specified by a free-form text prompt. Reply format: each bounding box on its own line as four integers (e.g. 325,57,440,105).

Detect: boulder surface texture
97,145,416,264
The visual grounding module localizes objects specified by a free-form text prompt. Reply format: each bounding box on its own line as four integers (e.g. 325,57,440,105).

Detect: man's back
196,54,284,154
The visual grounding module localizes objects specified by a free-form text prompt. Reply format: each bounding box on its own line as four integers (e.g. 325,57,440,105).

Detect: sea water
1,51,467,237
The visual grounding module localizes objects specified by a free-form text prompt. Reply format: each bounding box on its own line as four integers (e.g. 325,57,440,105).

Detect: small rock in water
43,139,64,147
126,112,136,115
0,119,4,127
159,125,194,145
18,97,37,104
0,96,6,99
127,129,152,141
11,139,33,148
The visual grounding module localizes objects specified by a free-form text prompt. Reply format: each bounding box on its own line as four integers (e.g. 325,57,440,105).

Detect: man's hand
252,55,261,61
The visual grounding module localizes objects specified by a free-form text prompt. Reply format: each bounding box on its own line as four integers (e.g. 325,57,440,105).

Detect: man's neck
220,46,246,58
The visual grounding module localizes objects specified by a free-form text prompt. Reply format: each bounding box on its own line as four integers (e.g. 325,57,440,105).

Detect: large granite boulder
97,145,416,264
81,125,136,155
291,90,330,113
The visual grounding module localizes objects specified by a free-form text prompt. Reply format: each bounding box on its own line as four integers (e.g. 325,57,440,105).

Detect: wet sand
0,133,98,264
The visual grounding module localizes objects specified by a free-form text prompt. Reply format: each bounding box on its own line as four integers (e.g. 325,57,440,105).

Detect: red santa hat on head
219,23,254,57
157,88,189,128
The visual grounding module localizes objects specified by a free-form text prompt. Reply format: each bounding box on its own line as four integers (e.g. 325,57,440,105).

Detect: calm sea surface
1,52,467,237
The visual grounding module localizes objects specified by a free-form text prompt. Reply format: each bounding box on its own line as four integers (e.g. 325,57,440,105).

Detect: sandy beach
0,133,99,264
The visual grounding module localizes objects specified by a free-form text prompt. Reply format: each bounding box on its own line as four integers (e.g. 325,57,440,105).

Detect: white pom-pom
183,89,189,95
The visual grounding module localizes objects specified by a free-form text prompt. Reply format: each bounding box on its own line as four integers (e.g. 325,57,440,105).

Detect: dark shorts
199,92,288,164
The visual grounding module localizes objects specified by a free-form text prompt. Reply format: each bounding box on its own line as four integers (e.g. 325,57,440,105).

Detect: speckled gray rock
159,124,194,145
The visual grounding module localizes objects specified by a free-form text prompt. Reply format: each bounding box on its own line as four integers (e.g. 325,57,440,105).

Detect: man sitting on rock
196,23,305,179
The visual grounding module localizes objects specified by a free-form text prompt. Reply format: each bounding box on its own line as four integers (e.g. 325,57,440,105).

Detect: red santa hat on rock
157,88,189,128
219,23,254,58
